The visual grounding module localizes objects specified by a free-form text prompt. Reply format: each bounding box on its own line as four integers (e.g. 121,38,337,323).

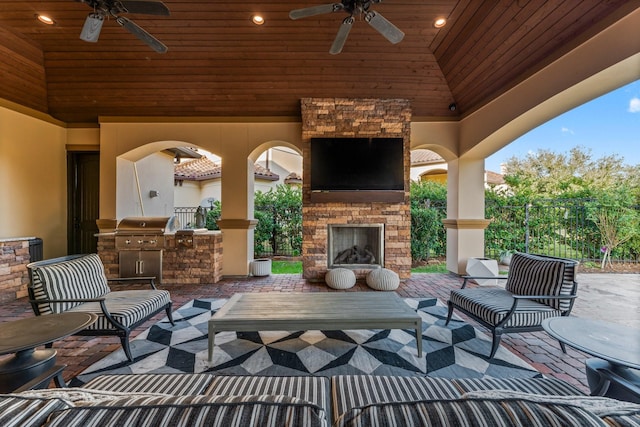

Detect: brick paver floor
0,272,604,393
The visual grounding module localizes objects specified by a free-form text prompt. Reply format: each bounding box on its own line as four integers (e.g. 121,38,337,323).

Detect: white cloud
628,97,640,113
561,127,574,135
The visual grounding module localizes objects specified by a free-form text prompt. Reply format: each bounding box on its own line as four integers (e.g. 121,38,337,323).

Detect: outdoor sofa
2,373,640,426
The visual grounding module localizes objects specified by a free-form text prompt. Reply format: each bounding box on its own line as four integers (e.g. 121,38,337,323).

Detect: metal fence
485,200,638,263
174,207,210,229
177,199,638,263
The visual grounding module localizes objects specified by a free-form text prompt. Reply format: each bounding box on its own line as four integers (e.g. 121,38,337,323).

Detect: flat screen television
310,137,405,202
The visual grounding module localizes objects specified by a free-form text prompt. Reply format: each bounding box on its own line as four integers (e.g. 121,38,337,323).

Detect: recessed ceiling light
37,14,55,25
252,15,265,25
434,17,447,28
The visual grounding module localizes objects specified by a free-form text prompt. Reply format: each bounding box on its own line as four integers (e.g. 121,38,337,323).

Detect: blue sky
485,80,640,173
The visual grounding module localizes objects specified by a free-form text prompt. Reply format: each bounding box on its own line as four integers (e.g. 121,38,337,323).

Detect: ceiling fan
76,0,170,53
289,0,404,55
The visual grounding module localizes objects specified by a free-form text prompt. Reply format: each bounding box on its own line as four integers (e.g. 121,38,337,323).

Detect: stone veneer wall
301,98,412,281
0,239,31,302
98,233,223,285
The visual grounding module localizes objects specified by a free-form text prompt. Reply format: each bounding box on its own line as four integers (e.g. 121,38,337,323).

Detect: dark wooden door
68,152,100,254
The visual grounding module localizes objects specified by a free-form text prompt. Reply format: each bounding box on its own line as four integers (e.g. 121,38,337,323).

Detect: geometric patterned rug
70,297,540,386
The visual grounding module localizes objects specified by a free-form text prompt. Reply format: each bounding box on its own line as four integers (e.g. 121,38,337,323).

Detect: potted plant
499,249,517,266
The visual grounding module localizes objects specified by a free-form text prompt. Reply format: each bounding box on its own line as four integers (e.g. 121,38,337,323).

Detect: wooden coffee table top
211,292,419,329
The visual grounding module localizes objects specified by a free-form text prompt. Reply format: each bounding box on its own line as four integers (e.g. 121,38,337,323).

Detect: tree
586,188,639,269
501,146,634,199
254,185,302,256
409,180,447,262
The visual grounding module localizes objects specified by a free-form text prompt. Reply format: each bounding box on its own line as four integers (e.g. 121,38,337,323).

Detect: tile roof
174,156,279,181
411,149,444,165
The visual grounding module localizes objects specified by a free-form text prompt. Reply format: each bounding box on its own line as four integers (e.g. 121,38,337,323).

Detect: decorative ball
325,268,356,289
366,268,400,291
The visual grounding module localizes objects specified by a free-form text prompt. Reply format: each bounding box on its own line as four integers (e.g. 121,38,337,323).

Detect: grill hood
115,216,180,235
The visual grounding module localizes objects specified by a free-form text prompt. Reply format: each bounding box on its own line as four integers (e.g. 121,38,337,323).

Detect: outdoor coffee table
0,312,97,392
542,317,640,400
208,292,422,362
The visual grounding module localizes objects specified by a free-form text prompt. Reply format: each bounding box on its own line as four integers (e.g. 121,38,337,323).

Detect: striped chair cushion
82,373,215,395
66,289,171,330
0,395,72,427
505,253,567,310
334,398,608,427
331,375,462,424
205,375,330,419
452,377,586,396
30,254,110,314
44,394,326,427
449,287,562,328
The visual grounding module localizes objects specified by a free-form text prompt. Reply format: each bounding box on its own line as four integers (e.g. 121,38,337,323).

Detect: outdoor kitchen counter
96,231,223,286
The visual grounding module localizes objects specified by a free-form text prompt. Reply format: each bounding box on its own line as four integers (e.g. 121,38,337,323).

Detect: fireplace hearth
328,224,384,269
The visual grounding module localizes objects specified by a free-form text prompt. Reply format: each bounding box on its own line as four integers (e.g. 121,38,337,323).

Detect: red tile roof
175,157,279,181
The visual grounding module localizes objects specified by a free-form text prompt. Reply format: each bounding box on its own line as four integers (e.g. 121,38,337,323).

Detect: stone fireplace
301,98,412,281
328,224,384,269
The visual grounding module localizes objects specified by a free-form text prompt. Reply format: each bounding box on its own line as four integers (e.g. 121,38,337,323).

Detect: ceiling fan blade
365,10,404,44
119,0,170,16
289,3,344,20
116,16,168,53
330,16,354,55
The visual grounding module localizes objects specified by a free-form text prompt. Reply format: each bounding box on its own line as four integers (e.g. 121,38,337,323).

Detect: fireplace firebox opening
328,224,384,269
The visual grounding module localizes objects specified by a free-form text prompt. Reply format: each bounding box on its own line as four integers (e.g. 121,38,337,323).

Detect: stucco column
216,156,257,277
444,158,490,274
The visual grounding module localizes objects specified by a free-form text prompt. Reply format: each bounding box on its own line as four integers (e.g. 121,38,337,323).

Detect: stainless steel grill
115,216,180,282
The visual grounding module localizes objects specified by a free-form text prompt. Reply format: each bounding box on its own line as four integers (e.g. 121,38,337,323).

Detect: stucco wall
0,106,68,258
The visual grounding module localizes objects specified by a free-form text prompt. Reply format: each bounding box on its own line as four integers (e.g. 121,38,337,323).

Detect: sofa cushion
43,394,327,427
449,287,562,327
601,413,640,427
82,373,215,395
453,377,586,396
205,375,330,421
334,398,608,427
460,390,640,427
30,254,110,314
505,253,567,309
0,395,72,427
331,375,462,424
66,289,171,330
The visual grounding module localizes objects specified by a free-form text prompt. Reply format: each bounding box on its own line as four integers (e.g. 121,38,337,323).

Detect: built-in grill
115,216,180,283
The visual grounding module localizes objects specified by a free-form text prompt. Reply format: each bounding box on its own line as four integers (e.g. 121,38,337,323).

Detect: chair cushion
43,394,327,427
67,290,171,330
449,287,562,328
30,254,110,314
505,253,566,310
331,375,462,424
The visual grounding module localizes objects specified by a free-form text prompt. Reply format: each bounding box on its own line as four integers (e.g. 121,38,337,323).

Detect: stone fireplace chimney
301,98,412,281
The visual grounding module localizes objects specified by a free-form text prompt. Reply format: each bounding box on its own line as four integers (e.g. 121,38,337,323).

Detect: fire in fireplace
328,224,384,268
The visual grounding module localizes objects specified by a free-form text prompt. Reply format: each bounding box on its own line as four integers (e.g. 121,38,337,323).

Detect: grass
269,260,450,274
271,260,303,274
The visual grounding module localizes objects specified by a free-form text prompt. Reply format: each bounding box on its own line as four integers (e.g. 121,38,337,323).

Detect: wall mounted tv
310,137,405,202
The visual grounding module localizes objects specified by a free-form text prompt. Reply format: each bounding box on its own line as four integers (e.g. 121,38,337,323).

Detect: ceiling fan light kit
290,0,405,55
76,0,170,53
80,12,104,42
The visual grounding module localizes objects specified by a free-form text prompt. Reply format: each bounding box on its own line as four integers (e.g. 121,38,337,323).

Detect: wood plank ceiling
0,0,635,124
